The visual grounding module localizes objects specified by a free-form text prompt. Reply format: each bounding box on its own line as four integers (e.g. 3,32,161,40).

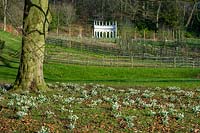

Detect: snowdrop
45,110,55,118
122,96,135,106
16,111,28,119
192,105,200,114
90,89,98,96
112,102,121,110
38,126,50,133
146,110,156,116
103,96,112,102
113,111,122,118
64,97,75,104
37,94,48,103
107,87,115,91
185,91,194,98
175,113,184,120
159,109,169,125
168,86,181,91
124,116,135,128
81,90,89,99
128,88,140,95
67,109,79,130
142,90,155,98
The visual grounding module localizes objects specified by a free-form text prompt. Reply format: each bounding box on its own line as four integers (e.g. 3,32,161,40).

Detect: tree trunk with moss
13,0,51,91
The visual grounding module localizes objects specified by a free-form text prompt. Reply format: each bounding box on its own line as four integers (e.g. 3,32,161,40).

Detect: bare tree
62,3,76,26
7,0,24,27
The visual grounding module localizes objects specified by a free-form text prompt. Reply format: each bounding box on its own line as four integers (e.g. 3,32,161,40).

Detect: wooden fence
46,52,200,68
46,37,200,68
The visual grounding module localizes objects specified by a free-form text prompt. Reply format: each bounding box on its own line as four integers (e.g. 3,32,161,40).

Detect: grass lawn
1,61,200,88
44,63,200,88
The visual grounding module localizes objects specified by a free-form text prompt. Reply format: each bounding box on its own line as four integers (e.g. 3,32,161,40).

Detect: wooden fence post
174,57,176,68
192,61,195,68
102,56,105,67
131,55,134,68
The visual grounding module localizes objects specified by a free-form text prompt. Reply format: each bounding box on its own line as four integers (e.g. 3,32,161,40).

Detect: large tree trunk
13,0,51,91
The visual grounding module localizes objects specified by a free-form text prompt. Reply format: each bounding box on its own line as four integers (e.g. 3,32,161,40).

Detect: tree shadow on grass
0,56,18,69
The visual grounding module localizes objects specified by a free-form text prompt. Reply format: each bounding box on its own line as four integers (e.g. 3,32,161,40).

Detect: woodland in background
1,0,200,38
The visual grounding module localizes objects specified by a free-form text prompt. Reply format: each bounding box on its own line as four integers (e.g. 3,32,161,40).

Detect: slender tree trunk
57,3,60,36
120,0,123,21
156,1,161,32
13,0,51,91
57,12,59,36
185,2,196,28
3,0,7,31
183,4,186,18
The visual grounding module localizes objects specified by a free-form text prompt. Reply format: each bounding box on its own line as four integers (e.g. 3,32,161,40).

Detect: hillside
0,30,200,87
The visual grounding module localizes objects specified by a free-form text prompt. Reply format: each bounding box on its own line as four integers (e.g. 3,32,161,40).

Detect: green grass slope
0,30,200,88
